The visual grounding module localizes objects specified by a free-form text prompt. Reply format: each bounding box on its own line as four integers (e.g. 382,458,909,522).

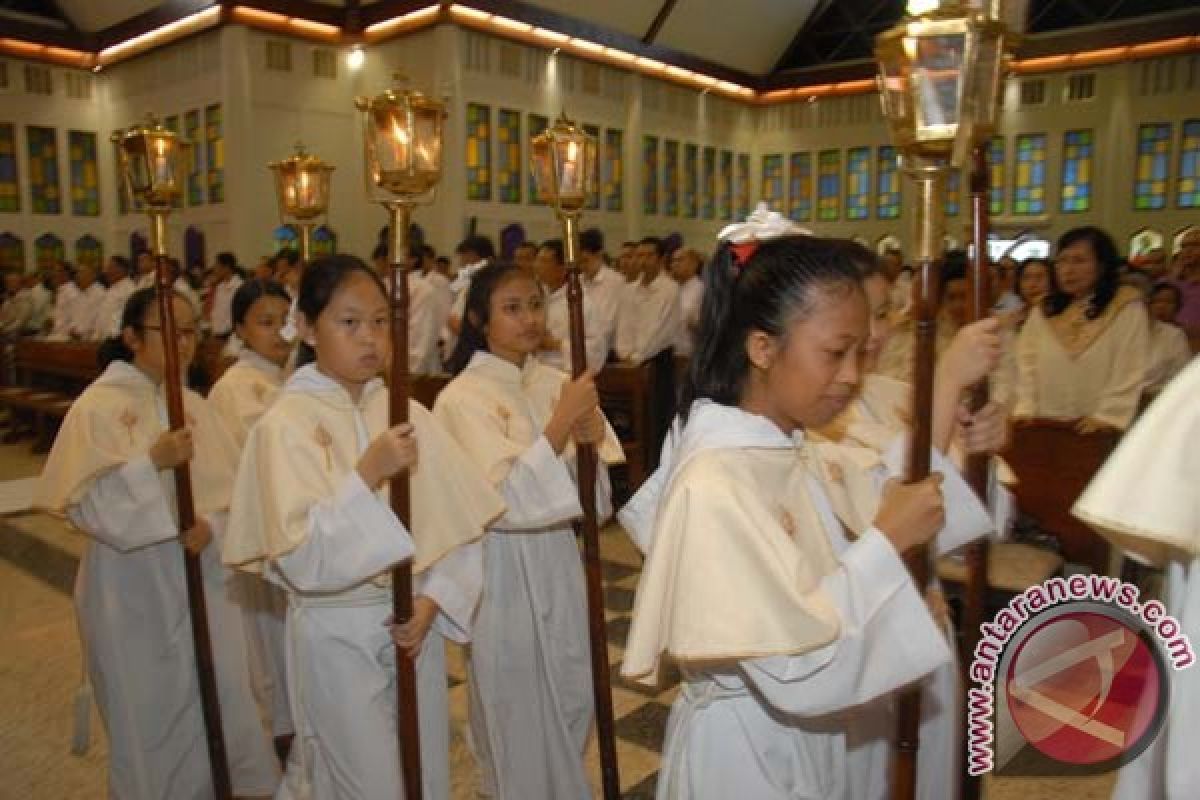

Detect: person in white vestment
434,261,624,800
579,228,623,361
33,288,281,800
669,247,705,358
25,270,52,333
1144,282,1193,395
69,262,107,339
621,234,979,800
1015,226,1150,432
45,260,82,340
1073,358,1200,800
615,236,681,365
208,252,245,339
534,238,608,373
443,235,496,357
224,256,504,800
207,278,295,751
95,255,137,339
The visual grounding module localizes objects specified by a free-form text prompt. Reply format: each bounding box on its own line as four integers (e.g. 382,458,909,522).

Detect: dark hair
580,228,604,255
1151,281,1183,313
421,244,435,260
275,248,301,267
294,254,389,368
108,255,132,278
621,241,636,249
232,278,291,328
97,287,190,368
939,249,968,300
682,235,863,419
215,251,237,270
539,239,564,265
1045,226,1122,319
445,261,533,375
372,242,389,262
456,234,495,260
638,236,666,259
515,241,539,254
1015,257,1051,305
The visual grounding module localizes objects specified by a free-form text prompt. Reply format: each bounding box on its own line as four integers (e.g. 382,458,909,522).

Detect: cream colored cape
34,360,237,520
223,368,504,575
432,352,623,486
621,402,841,685
207,350,284,449
1073,358,1200,565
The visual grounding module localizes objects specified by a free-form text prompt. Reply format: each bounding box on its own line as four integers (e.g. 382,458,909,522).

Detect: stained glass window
494,110,521,205
312,225,336,257
273,224,298,253
663,140,679,216
642,135,659,215
35,233,63,269
112,133,130,215
702,146,716,220
762,154,784,212
876,146,900,220
1060,129,1093,213
736,153,751,219
718,150,733,221
788,152,812,222
583,124,601,210
27,126,61,214
683,143,698,218
0,124,18,212
846,147,870,221
528,114,549,205
68,131,100,217
1134,123,1170,211
1176,119,1199,209
75,234,102,270
0,233,24,271
944,168,961,217
185,110,203,207
1013,133,1047,215
465,103,491,202
205,104,224,203
603,129,623,212
817,149,841,221
988,136,1005,215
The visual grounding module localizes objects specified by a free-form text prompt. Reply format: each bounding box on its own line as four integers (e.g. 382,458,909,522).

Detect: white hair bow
449,259,489,293
717,202,812,244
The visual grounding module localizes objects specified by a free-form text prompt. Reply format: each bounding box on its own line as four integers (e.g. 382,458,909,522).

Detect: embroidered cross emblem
496,405,511,436
779,508,797,539
314,424,333,471
252,383,267,403
119,408,138,446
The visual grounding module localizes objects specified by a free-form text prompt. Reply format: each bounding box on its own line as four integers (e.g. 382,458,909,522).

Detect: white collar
236,347,284,380
283,363,383,410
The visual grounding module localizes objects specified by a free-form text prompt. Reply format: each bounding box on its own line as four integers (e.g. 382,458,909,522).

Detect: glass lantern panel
530,142,555,204
373,108,411,175
414,109,442,174
911,32,967,134
554,137,588,205
967,33,1003,135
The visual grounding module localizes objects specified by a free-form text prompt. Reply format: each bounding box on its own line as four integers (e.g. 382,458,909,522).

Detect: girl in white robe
208,278,295,746
622,234,979,800
34,287,281,800
1015,227,1150,432
1073,358,1200,800
433,261,624,800
223,256,505,800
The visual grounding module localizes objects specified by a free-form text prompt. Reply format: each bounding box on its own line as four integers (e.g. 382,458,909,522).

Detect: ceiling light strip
97,5,221,66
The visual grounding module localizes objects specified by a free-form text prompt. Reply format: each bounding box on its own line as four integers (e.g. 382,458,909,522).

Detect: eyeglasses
144,325,198,338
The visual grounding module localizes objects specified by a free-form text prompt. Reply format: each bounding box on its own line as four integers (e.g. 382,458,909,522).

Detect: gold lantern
354,74,447,277
529,112,598,264
268,143,334,263
112,115,190,256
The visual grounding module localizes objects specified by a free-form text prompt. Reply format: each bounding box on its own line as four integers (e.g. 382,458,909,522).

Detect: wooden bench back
1004,419,1120,574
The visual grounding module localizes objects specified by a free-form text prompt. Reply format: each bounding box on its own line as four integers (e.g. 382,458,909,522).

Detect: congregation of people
9,209,1199,800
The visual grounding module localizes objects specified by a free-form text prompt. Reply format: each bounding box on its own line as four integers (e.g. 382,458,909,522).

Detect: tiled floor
0,441,1116,799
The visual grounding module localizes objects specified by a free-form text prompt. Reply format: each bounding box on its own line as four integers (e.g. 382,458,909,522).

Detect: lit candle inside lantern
390,116,410,170
152,138,172,186
299,170,310,208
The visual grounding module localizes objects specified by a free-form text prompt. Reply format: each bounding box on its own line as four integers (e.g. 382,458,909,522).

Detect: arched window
34,233,64,270
876,233,902,256
273,224,299,255
312,225,337,257
1173,226,1198,256
0,233,24,272
75,234,103,271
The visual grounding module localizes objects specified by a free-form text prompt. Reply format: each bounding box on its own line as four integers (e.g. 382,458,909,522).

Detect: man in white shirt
70,262,107,339
404,244,441,375
46,261,82,341
616,241,639,284
578,229,622,363
669,247,705,358
417,245,453,369
26,271,52,334
444,235,496,357
615,237,682,365
134,251,157,289
0,271,32,337
207,252,244,338
534,239,608,373
94,255,136,339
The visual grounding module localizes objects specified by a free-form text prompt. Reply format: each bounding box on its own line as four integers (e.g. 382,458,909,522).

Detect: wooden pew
1002,418,1121,574
3,341,100,451
412,373,451,411
597,362,655,495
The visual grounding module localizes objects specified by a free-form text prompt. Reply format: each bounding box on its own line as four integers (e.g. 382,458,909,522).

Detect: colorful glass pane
27,126,61,214
876,146,900,220
988,136,1005,215
68,131,100,217
663,140,679,216
0,233,24,271
312,225,336,257
817,149,841,221
1134,123,1170,211
702,147,716,220
494,110,521,205
944,168,961,217
788,152,812,222
0,124,19,212
185,110,203,207
1013,133,1047,215
642,135,659,215
683,143,698,218
846,147,870,221
1176,119,1199,209
1060,129,1093,213
762,154,784,213
718,150,733,221
205,104,224,203
736,153,751,219
528,114,549,205
465,103,491,202
583,124,601,210
603,129,623,212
